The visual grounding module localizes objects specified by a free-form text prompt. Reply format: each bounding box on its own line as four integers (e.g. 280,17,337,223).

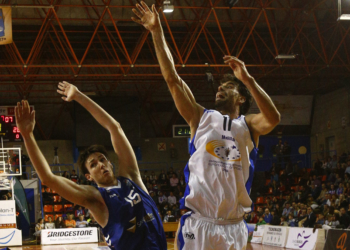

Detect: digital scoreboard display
173,125,191,138
0,106,33,142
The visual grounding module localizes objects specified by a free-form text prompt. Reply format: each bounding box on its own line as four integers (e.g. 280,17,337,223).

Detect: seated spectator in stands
344,183,350,196
34,218,44,236
55,216,65,228
315,213,325,227
321,193,332,207
308,197,319,210
249,211,258,224
313,175,321,188
45,216,55,229
76,215,88,228
292,202,299,218
263,208,273,224
337,194,348,209
265,197,273,211
151,176,160,185
298,208,308,227
334,174,342,187
256,214,266,226
159,170,167,182
309,184,320,200
336,183,344,195
65,214,76,228
345,161,350,175
317,184,328,203
158,191,167,205
149,171,156,181
167,167,175,177
162,204,169,216
143,170,149,180
339,207,350,229
282,203,293,217
74,206,85,218
149,191,158,205
88,215,100,228
169,174,179,189
287,214,297,227
270,210,280,226
179,175,185,187
163,210,175,223
323,214,340,229
303,207,316,228
62,171,70,179
329,184,336,195
168,192,177,206
270,171,279,183
70,170,79,183
280,216,288,226
171,204,180,219
278,193,285,207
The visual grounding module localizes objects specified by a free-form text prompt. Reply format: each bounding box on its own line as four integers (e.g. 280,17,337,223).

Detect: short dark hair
220,74,253,115
78,145,109,176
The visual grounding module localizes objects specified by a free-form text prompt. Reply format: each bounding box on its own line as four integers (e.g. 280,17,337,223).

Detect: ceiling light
275,54,296,60
338,14,350,21
163,0,174,13
338,0,350,21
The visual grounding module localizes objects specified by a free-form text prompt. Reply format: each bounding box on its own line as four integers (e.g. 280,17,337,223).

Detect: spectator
329,184,336,195
280,216,288,226
88,215,100,228
315,214,325,227
167,167,174,177
317,184,328,202
345,161,350,175
336,183,344,195
55,216,65,228
303,207,316,228
159,170,167,182
76,215,88,228
75,206,85,218
62,171,70,179
263,208,273,224
70,170,79,183
149,171,156,181
169,174,179,189
282,203,293,217
179,175,185,187
287,214,297,227
45,217,55,229
334,174,342,187
313,175,321,188
249,211,258,223
158,192,167,205
270,210,280,226
168,192,177,206
298,208,308,227
256,214,267,226
321,193,332,207
339,207,350,229
150,191,158,205
323,214,340,229
65,214,76,228
163,210,175,223
34,218,44,236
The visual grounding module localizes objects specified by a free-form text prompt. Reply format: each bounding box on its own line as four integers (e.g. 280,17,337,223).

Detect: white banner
0,200,16,224
41,228,98,245
251,225,265,244
262,225,289,247
0,229,22,246
286,227,319,250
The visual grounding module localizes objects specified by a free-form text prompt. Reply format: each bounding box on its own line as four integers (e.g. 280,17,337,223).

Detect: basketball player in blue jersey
15,84,167,249
132,2,280,250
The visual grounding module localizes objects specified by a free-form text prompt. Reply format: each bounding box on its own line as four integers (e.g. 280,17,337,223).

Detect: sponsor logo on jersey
185,232,195,240
137,213,156,227
206,140,241,162
109,194,118,198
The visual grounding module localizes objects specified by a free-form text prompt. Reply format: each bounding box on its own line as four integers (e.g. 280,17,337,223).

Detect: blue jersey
98,177,167,250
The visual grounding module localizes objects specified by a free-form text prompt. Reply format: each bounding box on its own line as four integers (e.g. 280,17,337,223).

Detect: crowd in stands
245,152,350,230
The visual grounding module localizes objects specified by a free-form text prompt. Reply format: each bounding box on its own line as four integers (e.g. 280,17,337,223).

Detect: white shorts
177,212,248,250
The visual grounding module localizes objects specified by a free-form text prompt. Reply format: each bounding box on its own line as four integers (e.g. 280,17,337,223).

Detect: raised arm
223,56,280,144
15,101,105,216
132,2,204,131
57,82,145,190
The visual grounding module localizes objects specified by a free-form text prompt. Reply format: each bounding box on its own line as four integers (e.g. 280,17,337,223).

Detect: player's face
85,152,114,185
215,82,244,112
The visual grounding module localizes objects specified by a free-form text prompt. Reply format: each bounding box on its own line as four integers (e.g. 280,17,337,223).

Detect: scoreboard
0,106,34,142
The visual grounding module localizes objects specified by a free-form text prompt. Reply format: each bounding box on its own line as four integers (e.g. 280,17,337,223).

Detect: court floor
5,241,326,250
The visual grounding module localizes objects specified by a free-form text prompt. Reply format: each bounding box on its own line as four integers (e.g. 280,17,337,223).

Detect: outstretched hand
15,100,35,137
57,81,79,102
223,56,253,84
131,1,161,32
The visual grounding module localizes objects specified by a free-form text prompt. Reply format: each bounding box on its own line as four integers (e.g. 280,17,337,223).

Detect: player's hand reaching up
15,100,35,137
57,81,80,102
131,1,161,32
223,56,253,84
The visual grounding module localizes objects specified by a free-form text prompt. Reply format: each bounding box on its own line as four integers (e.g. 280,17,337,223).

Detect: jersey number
223,116,232,131
125,190,141,207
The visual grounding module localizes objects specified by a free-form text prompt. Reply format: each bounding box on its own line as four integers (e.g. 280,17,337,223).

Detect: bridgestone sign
41,228,98,245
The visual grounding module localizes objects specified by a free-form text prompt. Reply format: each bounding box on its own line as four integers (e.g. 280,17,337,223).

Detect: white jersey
180,109,258,220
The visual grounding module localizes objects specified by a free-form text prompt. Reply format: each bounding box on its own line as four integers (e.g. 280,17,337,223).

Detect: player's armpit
245,113,278,142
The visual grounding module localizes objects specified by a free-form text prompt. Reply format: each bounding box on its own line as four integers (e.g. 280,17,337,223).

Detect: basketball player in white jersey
132,2,280,250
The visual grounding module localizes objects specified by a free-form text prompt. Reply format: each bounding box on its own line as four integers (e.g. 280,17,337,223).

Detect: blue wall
255,136,311,172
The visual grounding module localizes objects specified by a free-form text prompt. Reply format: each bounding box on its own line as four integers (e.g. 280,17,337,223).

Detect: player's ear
85,173,93,182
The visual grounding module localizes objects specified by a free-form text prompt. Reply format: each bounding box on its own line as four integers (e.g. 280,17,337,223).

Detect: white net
0,147,22,177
